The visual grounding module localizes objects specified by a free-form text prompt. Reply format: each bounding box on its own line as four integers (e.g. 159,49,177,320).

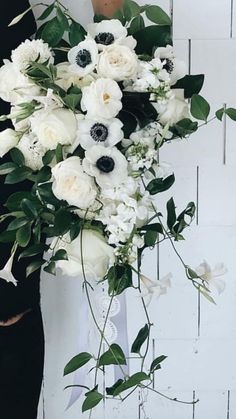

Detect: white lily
195,260,227,294
0,245,18,286
140,273,172,306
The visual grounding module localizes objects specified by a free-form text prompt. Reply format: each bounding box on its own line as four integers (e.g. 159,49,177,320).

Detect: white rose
51,156,97,209
30,108,77,150
0,60,41,104
154,89,190,126
11,39,54,71
97,45,138,81
0,129,19,157
81,78,122,119
51,229,114,279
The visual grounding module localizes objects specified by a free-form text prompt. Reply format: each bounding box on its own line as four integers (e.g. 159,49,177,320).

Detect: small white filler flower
195,260,227,294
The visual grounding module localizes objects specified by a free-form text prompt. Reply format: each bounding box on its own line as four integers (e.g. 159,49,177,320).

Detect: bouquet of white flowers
0,0,233,413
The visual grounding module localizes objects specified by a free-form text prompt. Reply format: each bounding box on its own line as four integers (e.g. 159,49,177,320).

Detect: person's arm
91,0,123,18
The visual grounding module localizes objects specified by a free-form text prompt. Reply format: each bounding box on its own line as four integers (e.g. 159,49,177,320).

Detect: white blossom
195,260,227,294
11,39,54,71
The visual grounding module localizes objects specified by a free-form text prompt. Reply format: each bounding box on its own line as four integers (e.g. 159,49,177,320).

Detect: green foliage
150,355,167,373
129,15,145,34
98,344,127,367
172,118,198,137
134,25,172,55
147,174,175,195
145,5,171,25
112,372,150,396
5,167,32,184
10,148,25,166
174,74,205,98
38,3,54,21
26,259,46,277
131,324,149,353
106,264,133,295
64,352,93,376
82,390,103,413
41,17,65,47
69,20,86,46
16,222,32,247
191,94,210,121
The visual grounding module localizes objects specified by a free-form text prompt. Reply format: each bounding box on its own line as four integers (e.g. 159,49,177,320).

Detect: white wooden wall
28,0,236,417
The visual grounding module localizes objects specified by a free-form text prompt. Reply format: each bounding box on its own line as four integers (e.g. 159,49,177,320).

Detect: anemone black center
96,156,115,173
162,58,174,74
76,49,92,68
90,123,109,142
95,32,115,46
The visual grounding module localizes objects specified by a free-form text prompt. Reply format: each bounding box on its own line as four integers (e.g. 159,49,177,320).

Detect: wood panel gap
223,103,227,165
227,390,230,419
188,39,192,75
230,0,234,38
192,390,196,419
196,166,199,226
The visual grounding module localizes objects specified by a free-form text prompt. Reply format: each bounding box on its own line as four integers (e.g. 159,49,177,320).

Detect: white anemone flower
81,78,122,119
154,45,187,86
79,117,124,149
195,260,227,294
87,19,128,50
83,145,128,189
68,38,98,77
140,273,172,306
11,39,54,71
0,246,18,286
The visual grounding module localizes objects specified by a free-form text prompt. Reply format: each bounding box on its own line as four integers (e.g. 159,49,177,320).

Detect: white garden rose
0,60,41,104
11,39,54,71
0,129,19,157
17,134,47,171
154,89,190,126
51,156,97,209
81,78,122,119
97,44,138,82
68,39,98,77
83,145,128,189
56,62,96,91
30,108,77,150
51,229,115,279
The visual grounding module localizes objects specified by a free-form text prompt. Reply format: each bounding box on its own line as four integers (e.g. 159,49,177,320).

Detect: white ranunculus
87,19,127,50
0,129,19,157
17,134,47,171
0,60,41,104
68,39,98,77
81,78,122,119
154,45,187,85
51,229,115,279
154,89,190,126
79,117,123,149
83,144,128,189
56,62,96,91
51,156,97,209
97,44,138,82
11,39,54,71
30,108,77,150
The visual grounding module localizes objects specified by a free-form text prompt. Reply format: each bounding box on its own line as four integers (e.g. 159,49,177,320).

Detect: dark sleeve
0,0,37,62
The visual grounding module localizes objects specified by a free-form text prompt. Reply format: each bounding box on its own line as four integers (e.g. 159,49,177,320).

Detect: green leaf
172,118,198,137
113,372,150,396
145,5,171,25
131,324,149,354
70,221,81,241
41,17,64,47
38,3,55,20
69,21,86,46
225,107,236,121
42,149,55,166
37,166,51,183
55,143,63,163
150,355,167,373
44,261,56,275
186,267,199,279
144,230,157,247
4,192,35,211
54,209,72,235
215,107,224,121
0,230,16,243
129,15,145,34
10,148,25,166
200,289,216,305
174,74,204,98
19,243,48,259
26,259,46,277
63,93,82,111
133,25,172,55
56,6,69,31
21,199,39,219
7,217,28,231
16,223,31,247
37,182,60,206
64,352,93,376
5,167,32,184
147,174,175,195
99,344,126,367
0,162,17,175
191,94,210,121
107,264,133,296
119,110,137,137
51,249,68,261
82,390,103,413
167,197,176,230
141,223,163,235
